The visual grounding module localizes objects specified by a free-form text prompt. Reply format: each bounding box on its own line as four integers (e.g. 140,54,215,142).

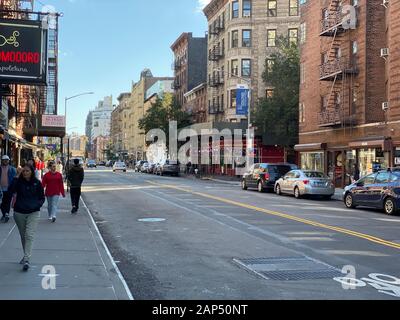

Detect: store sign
0,19,48,84
42,115,65,127
45,144,57,151
236,84,249,116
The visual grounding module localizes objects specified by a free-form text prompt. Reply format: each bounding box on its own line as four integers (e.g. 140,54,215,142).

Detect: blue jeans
47,196,60,218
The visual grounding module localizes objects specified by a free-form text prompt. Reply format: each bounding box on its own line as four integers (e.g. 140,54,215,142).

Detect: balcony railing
208,104,224,115
210,21,225,36
320,11,347,36
208,73,224,87
208,47,224,61
171,80,181,90
172,60,182,71
319,58,357,80
318,109,342,127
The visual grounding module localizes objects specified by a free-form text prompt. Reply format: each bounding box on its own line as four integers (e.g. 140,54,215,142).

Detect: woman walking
42,161,65,223
12,164,45,271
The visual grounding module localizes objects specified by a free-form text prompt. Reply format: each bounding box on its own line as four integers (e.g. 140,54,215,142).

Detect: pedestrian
0,155,17,223
56,160,63,174
67,158,84,214
353,164,360,182
12,164,45,271
42,161,65,223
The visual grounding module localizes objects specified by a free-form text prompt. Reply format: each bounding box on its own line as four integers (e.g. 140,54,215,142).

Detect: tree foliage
254,36,300,146
138,93,192,145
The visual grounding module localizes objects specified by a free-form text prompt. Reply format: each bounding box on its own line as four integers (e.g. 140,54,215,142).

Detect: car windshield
304,171,327,178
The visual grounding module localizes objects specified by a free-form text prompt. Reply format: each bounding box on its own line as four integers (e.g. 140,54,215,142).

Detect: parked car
97,161,106,166
156,160,180,176
140,161,150,173
275,170,335,199
106,160,115,167
147,162,157,174
113,161,127,173
241,163,296,192
86,160,96,168
135,160,147,172
344,170,400,215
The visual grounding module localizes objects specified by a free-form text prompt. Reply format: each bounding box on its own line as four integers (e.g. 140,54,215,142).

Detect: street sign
236,84,249,116
42,115,65,127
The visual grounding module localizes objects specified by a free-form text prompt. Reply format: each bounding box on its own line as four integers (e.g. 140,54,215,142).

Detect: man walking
0,155,17,223
67,159,84,214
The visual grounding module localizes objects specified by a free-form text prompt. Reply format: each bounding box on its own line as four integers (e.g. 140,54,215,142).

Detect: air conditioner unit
381,48,389,57
382,102,389,111
382,0,389,8
243,12,251,18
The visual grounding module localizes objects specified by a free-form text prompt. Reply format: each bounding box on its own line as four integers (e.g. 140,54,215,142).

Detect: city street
82,168,400,300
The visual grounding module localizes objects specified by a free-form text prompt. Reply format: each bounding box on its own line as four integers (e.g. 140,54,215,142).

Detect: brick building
296,0,400,187
183,83,208,124
171,33,208,108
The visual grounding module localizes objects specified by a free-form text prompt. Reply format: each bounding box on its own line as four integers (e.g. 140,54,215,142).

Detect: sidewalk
0,193,132,300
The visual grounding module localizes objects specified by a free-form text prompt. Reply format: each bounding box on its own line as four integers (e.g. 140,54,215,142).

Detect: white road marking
285,231,335,236
321,250,390,257
289,237,336,242
373,218,400,223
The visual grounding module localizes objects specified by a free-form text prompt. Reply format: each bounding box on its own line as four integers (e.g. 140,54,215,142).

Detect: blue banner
236,88,249,116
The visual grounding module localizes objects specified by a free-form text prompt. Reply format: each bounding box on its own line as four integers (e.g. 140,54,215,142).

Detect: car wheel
384,197,397,216
276,184,282,195
258,181,264,193
242,180,248,190
294,187,301,199
344,193,356,209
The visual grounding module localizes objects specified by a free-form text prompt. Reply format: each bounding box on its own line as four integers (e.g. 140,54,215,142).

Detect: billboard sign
0,18,48,84
42,115,65,128
236,84,249,116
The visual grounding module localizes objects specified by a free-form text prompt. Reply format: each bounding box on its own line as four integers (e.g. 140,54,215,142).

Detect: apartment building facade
171,33,208,110
204,0,300,123
111,92,131,158
296,0,400,188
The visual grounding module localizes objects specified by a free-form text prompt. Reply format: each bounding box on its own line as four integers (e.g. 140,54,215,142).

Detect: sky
36,0,212,135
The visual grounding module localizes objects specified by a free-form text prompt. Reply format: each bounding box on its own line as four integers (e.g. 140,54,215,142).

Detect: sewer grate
234,256,342,281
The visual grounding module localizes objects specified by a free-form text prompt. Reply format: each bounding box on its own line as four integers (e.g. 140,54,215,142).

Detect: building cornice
204,0,228,21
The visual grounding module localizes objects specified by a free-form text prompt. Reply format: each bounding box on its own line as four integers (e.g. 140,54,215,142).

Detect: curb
81,196,134,300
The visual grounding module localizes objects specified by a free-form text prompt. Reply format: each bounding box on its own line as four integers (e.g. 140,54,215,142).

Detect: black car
344,170,400,215
242,163,297,192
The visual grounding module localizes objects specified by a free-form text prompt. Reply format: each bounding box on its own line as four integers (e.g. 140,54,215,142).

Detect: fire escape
208,13,225,116
318,0,358,127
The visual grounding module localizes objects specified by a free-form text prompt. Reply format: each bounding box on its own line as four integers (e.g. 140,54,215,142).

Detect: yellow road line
147,181,400,250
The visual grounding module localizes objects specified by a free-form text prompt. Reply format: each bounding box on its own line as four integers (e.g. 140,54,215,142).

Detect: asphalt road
81,168,400,300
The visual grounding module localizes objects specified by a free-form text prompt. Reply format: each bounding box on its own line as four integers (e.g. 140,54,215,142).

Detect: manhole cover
234,256,341,281
138,218,166,222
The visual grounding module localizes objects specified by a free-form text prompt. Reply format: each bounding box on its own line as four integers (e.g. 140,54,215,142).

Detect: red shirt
42,171,65,197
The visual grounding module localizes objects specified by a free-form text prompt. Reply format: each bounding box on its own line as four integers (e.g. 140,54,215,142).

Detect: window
267,29,277,47
299,102,305,123
243,0,252,17
231,89,237,108
242,59,251,77
231,59,239,76
266,59,274,74
351,0,358,6
300,63,305,84
359,174,376,185
352,41,358,55
321,96,327,111
232,1,239,18
267,0,277,17
232,30,239,48
300,23,307,44
300,0,307,4
289,0,299,16
376,172,390,184
288,28,298,45
242,30,252,47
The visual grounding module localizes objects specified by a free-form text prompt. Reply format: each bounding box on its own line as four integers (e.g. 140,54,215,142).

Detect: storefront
295,143,327,173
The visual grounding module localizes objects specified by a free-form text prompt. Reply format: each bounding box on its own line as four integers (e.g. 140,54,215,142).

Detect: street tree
254,36,300,147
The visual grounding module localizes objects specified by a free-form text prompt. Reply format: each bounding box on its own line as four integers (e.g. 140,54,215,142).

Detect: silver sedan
275,170,335,199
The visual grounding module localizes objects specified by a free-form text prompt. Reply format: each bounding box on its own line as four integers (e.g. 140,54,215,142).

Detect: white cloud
197,0,211,12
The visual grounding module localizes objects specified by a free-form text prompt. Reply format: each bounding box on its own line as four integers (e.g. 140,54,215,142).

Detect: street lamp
64,92,94,190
